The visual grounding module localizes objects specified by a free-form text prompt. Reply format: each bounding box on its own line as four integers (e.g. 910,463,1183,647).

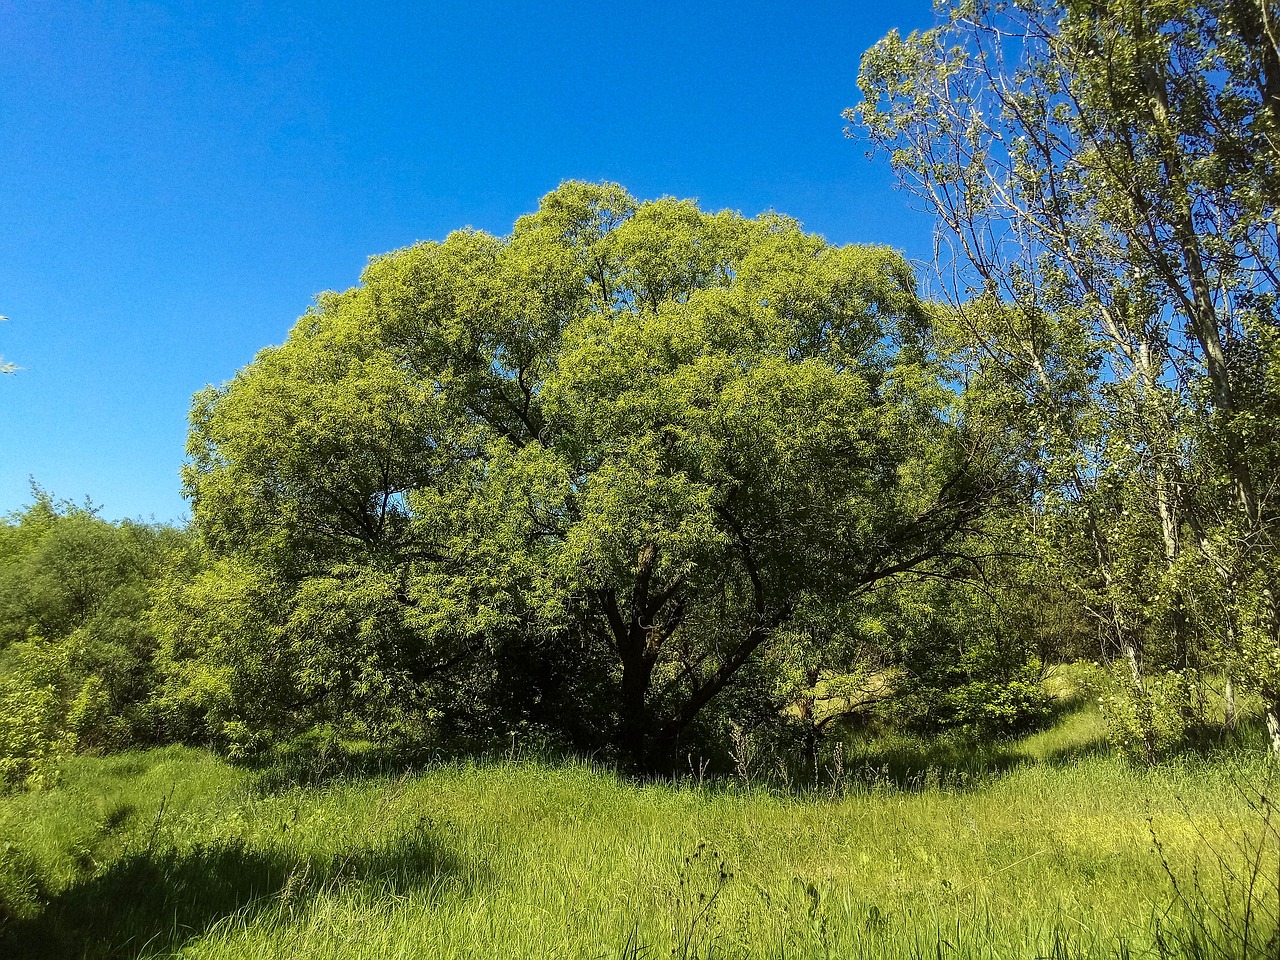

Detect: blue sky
0,0,938,523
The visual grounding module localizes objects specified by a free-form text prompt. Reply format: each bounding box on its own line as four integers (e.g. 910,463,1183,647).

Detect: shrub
0,675,72,791
1096,664,1198,765
0,490,191,789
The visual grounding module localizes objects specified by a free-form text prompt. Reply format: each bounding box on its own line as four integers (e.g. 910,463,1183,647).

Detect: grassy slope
0,705,1272,960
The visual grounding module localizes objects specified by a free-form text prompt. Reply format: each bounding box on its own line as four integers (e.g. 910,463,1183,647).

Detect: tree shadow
1038,736,1111,765
842,741,1033,791
1188,712,1269,752
243,734,608,796
829,701,1113,792
246,747,436,795
2,825,479,960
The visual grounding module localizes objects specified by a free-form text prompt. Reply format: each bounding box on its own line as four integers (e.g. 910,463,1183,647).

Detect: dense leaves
854,0,1280,757
0,491,186,788
164,184,1019,768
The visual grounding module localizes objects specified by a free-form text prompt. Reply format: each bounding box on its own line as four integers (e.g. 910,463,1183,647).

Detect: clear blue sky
0,0,938,523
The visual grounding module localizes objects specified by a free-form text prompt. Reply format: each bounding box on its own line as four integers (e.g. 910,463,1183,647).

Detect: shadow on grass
1184,712,1271,754
246,742,441,795
834,735,1120,792
244,734,616,796
1,826,477,960
842,740,1032,791
1038,736,1111,764
838,708,1265,793
834,699,1112,792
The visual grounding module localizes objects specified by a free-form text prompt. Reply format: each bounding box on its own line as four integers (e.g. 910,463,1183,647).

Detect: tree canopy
166,183,1017,767
853,0,1280,756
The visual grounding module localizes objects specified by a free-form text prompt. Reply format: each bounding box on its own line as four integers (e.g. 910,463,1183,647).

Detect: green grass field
1,703,1275,960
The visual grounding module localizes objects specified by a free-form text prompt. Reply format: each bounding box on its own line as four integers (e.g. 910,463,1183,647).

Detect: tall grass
0,707,1271,959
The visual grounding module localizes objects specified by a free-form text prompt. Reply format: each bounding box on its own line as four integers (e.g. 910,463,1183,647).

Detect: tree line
2,0,1277,785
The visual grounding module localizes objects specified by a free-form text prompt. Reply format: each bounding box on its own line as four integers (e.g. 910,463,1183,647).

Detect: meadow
2,700,1274,960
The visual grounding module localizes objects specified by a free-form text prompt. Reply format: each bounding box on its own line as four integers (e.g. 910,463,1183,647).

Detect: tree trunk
1267,702,1280,755
1224,674,1238,732
602,544,686,771
618,651,658,770
1146,362,1194,694
1122,641,1144,688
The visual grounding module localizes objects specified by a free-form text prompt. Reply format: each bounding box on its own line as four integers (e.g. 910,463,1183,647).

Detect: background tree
0,489,187,789
853,0,1280,753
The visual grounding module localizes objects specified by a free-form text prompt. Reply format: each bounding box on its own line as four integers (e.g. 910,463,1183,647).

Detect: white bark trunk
1123,642,1144,689
1224,674,1237,732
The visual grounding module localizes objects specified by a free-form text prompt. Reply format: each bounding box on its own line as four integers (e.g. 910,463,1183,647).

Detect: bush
0,490,191,790
883,579,1054,738
0,676,71,791
1096,664,1198,765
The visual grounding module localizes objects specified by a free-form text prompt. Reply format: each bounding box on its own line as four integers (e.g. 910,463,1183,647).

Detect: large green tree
167,183,1017,768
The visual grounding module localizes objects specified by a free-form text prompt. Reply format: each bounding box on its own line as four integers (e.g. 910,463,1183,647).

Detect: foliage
169,183,1020,768
1096,664,1198,764
873,571,1053,737
0,679,69,792
0,490,189,790
852,0,1280,754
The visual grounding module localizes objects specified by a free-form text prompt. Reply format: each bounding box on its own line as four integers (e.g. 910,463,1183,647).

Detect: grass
0,704,1274,959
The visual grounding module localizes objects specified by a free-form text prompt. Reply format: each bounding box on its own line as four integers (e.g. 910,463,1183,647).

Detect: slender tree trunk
1267,702,1280,755
1120,640,1160,764
1224,673,1238,732
1122,641,1143,688
1142,347,1194,694
1152,453,1197,726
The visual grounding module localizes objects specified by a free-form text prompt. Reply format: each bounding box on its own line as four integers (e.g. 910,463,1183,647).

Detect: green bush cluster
0,491,189,790
1096,665,1201,765
884,580,1054,738
0,679,69,791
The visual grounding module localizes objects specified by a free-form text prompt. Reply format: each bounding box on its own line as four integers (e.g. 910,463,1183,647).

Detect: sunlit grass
0,706,1272,959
